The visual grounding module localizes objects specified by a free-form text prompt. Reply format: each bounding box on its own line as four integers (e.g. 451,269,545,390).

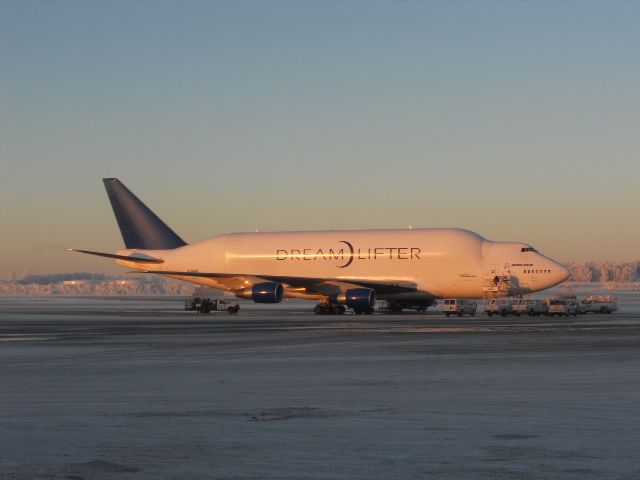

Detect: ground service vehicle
512,299,547,316
442,299,477,317
557,295,583,313
71,178,570,315
185,297,240,314
580,295,618,314
546,299,578,317
485,298,514,316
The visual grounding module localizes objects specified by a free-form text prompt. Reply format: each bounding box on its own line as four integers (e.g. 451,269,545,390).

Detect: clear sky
1,0,638,279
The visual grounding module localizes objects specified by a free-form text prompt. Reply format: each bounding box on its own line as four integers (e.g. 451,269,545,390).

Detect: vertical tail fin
103,178,187,250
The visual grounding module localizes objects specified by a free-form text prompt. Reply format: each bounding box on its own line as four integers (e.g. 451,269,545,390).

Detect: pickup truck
512,299,547,316
580,295,618,314
546,299,578,317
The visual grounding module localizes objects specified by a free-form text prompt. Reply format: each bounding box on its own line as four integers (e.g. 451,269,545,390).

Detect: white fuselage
114,228,569,300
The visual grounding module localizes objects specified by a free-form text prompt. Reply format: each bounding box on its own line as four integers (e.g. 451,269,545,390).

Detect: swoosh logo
338,240,354,268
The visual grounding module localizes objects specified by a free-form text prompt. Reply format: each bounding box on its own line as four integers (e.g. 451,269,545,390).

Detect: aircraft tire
333,305,346,315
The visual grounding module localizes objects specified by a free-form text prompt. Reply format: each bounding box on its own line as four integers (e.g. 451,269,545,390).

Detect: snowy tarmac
1,296,640,479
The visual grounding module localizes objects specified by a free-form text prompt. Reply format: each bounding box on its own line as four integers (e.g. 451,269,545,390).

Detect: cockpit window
521,247,538,252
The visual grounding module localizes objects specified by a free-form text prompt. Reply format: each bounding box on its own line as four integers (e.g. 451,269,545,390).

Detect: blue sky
1,0,638,278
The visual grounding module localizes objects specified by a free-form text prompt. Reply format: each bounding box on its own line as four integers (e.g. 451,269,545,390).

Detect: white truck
546,298,578,317
185,297,240,314
442,299,478,317
485,298,514,316
580,295,618,314
512,299,547,316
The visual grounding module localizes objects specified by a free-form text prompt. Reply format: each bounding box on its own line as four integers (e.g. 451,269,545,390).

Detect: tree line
566,261,639,283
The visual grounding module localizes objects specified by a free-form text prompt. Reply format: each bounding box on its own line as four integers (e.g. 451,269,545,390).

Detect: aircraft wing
143,270,418,295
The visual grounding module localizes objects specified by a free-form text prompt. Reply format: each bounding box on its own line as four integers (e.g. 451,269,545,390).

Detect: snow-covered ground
2,297,640,480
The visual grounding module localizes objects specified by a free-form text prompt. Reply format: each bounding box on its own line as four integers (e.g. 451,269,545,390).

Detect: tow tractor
185,297,240,314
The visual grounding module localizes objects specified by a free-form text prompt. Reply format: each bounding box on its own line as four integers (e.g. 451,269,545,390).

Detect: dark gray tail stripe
103,178,187,250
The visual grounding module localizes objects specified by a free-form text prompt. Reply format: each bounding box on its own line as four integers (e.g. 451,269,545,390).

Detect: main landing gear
352,307,374,314
313,303,346,315
313,303,375,315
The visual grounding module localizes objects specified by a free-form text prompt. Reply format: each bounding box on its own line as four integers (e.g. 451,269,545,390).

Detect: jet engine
236,282,284,303
339,288,376,312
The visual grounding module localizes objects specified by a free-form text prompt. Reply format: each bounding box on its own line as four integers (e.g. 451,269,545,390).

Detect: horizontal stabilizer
68,249,165,264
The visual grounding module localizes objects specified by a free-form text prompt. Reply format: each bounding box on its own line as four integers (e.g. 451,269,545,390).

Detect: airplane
70,178,570,314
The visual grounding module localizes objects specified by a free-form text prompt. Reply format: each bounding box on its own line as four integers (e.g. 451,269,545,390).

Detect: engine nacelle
339,288,376,311
236,282,284,303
